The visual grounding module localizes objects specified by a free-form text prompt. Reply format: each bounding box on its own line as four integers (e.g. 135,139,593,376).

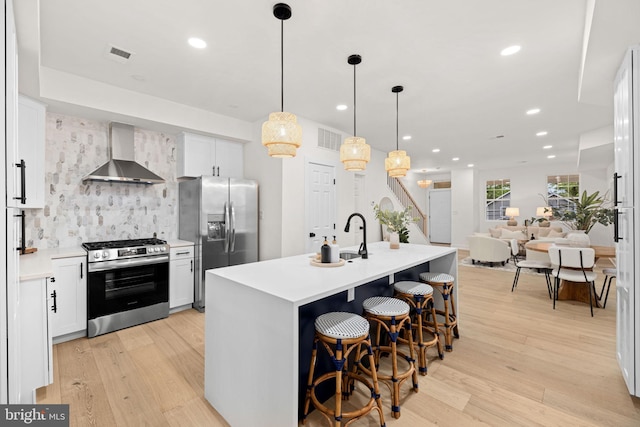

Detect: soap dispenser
320,236,331,263
329,236,340,263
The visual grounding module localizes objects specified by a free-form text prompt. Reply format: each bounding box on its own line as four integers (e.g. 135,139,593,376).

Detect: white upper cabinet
8,95,46,209
176,132,243,179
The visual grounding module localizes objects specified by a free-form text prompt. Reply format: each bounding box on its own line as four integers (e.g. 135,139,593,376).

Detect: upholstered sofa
487,225,566,263
467,235,511,266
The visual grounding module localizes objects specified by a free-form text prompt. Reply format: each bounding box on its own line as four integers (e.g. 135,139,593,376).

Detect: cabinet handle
50,277,56,283
191,260,193,272
217,166,220,176
213,166,216,176
50,290,57,313
176,251,190,255
14,210,26,254
13,159,26,204
80,262,84,279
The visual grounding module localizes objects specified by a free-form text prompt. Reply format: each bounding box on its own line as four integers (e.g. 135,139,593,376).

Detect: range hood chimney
82,122,164,184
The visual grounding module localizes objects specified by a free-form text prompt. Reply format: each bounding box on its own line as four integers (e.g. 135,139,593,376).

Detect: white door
614,46,637,396
306,162,336,254
429,189,451,244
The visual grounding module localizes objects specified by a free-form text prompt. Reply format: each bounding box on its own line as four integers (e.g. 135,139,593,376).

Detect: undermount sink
340,251,361,260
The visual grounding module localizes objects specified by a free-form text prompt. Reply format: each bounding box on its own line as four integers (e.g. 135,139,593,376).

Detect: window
547,174,579,212
485,179,511,220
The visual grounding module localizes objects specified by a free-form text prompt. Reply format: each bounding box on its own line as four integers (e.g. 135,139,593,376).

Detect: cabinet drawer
170,246,194,260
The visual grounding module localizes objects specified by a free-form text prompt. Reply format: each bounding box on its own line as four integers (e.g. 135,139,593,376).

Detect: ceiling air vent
318,128,342,152
104,44,134,63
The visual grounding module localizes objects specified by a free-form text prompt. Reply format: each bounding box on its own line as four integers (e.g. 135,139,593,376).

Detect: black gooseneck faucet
344,213,368,259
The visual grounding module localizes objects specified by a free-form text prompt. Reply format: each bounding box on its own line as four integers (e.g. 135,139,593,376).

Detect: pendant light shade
417,179,432,188
385,85,410,177
261,3,301,158
340,54,371,171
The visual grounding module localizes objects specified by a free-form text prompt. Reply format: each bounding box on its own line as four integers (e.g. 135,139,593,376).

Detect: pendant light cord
396,91,399,151
353,62,357,136
280,18,284,112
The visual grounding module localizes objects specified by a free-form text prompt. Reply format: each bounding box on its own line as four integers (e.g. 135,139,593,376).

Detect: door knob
309,232,316,238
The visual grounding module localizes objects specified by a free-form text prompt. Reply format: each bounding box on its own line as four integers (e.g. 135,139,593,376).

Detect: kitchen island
204,242,457,426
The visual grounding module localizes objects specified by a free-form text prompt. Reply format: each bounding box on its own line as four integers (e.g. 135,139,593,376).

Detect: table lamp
505,207,520,226
536,206,552,227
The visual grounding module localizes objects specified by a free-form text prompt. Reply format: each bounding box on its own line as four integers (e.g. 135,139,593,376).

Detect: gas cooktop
82,238,169,262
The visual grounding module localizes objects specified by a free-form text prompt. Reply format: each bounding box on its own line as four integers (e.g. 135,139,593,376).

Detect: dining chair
509,239,553,298
599,268,616,308
547,246,597,316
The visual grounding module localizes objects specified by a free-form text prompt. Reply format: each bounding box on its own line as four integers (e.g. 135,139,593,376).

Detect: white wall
451,168,476,249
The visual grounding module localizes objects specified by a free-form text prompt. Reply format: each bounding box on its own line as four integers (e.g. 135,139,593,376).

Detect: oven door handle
87,255,170,272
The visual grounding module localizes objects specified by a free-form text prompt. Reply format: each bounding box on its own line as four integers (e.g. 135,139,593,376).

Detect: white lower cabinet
170,245,194,311
50,256,87,340
18,277,53,403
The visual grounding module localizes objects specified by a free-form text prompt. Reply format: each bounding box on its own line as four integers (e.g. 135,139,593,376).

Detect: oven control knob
160,246,166,252
94,252,101,259
102,251,109,258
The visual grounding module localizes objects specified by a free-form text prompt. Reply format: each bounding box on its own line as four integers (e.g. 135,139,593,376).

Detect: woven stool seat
394,281,434,296
363,296,410,317
315,312,370,339
419,272,454,283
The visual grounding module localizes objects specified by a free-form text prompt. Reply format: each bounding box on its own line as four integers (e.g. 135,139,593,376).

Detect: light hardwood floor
38,250,640,426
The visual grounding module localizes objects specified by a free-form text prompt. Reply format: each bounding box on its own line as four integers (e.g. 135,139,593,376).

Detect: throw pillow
537,228,551,238
547,229,566,238
500,229,526,239
489,227,502,238
474,232,491,237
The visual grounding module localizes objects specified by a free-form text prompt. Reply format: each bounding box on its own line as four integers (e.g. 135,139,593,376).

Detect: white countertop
209,242,457,306
168,239,194,248
19,246,86,281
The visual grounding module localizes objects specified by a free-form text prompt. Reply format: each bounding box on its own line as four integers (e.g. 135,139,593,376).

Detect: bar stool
393,281,444,375
599,268,616,308
419,272,459,351
359,296,418,419
302,312,385,427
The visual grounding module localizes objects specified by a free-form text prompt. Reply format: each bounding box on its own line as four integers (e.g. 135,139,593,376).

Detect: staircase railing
386,176,428,237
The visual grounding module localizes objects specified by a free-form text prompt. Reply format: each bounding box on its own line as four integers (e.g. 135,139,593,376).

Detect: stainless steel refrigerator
179,176,258,312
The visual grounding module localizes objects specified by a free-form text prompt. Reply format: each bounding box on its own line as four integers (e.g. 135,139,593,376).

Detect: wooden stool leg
364,337,386,427
413,296,427,375
428,298,444,359
302,336,319,424
333,340,344,427
447,283,460,339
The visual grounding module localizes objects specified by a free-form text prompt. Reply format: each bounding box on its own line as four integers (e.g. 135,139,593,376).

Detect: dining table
526,241,616,307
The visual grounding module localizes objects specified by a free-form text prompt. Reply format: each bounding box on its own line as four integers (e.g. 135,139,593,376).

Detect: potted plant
373,204,417,247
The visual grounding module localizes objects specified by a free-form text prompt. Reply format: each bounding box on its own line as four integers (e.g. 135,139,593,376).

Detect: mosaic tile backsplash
24,113,178,249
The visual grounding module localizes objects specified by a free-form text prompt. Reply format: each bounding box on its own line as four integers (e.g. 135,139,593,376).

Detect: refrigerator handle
614,209,622,243
230,202,237,252
224,202,230,253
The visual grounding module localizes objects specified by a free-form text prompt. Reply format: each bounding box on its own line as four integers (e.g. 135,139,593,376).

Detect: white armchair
468,235,511,266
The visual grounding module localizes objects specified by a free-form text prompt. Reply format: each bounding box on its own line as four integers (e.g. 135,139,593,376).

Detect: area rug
459,257,544,275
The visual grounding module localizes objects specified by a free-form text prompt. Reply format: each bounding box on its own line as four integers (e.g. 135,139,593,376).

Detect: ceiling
13,0,640,174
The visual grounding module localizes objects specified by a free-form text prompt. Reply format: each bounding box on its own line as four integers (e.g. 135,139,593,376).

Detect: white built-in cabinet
170,245,195,311
176,132,243,179
18,277,53,404
7,95,46,209
50,257,87,341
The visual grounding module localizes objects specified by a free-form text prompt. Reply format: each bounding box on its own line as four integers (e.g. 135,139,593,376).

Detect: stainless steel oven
83,238,169,337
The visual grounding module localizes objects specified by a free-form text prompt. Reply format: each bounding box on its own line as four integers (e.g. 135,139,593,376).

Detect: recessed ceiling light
402,135,412,141
188,37,207,49
536,131,548,136
336,104,348,111
526,108,541,115
501,45,521,56
547,155,556,159
452,157,460,161
543,145,552,149
467,163,474,168
432,148,440,153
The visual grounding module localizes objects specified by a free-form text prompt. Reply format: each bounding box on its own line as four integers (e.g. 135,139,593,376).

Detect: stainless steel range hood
82,122,165,184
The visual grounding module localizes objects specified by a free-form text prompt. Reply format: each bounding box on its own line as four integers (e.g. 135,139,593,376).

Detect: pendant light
340,54,371,171
417,179,432,188
385,85,410,177
261,3,302,158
